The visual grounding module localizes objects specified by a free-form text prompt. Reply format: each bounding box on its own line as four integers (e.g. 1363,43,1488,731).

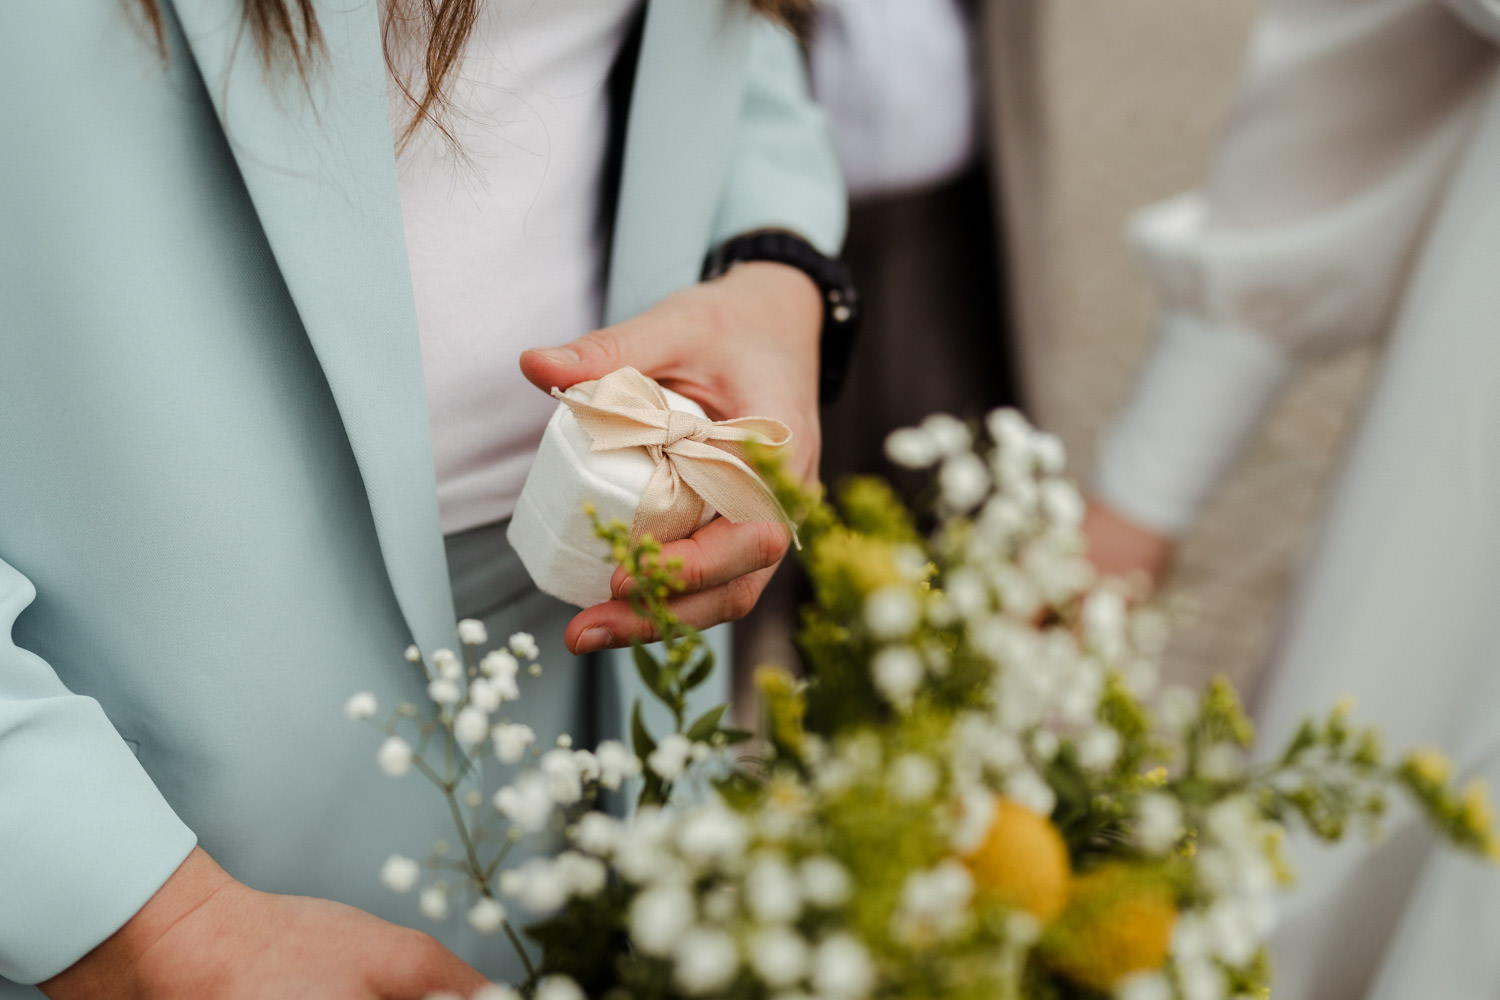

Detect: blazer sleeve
0,555,196,984
1095,0,1499,535
708,17,849,256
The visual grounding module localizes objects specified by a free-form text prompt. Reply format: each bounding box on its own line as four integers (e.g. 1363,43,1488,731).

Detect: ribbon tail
631,459,708,545
670,446,800,549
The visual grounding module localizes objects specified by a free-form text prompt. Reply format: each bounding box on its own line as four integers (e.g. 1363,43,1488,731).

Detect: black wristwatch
702,230,861,404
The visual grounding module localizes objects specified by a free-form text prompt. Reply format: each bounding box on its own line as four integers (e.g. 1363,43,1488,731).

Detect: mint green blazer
0,1,843,988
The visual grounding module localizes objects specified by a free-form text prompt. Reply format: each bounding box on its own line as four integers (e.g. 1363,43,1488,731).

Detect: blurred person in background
1085,0,1500,995
809,0,1045,487
735,0,1045,676
1,1,847,996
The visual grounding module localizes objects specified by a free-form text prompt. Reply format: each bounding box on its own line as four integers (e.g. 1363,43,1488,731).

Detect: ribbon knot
551,366,797,546
662,408,712,448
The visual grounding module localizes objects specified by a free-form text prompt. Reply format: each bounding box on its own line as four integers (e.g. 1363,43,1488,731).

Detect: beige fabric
555,367,795,544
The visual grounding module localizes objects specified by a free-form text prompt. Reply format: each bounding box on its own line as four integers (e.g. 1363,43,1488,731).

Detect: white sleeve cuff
1094,310,1296,536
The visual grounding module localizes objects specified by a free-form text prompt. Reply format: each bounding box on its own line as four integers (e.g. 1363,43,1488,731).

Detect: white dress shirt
1095,0,1499,534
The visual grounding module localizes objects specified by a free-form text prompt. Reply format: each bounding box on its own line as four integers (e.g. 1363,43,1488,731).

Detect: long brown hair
133,0,815,150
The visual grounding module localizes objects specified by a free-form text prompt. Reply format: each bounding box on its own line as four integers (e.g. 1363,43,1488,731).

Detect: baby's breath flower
871,646,924,707
403,644,422,663
419,884,450,920
480,648,519,680
427,677,461,707
887,753,941,803
746,855,802,924
893,861,973,942
1116,972,1174,1000
344,692,378,721
812,934,876,1000
648,733,693,780
1076,726,1122,771
492,722,536,764
468,677,503,713
921,413,972,455
494,772,554,833
945,567,991,621
509,632,540,660
1134,793,1183,855
1032,430,1066,474
379,854,421,893
884,426,942,469
673,928,740,995
1004,768,1057,817
864,586,920,641
500,856,569,913
453,706,489,748
376,736,414,777
799,856,853,909
473,985,521,1000
1082,589,1128,662
748,925,809,987
572,812,624,855
457,619,488,646
595,739,642,790
939,453,990,512
1039,478,1084,531
468,897,507,934
540,747,585,806
677,803,750,865
533,977,584,1000
431,648,461,680
630,883,695,956
554,851,608,898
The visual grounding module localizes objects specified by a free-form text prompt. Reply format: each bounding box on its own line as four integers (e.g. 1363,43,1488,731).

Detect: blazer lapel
171,0,457,656
605,0,751,324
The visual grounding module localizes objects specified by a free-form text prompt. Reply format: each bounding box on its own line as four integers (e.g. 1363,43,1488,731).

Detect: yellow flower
755,665,806,757
1408,747,1453,785
962,798,1070,924
1460,779,1497,837
1041,864,1178,992
810,527,905,595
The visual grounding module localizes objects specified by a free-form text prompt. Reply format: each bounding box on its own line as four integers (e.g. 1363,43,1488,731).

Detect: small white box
508,382,716,608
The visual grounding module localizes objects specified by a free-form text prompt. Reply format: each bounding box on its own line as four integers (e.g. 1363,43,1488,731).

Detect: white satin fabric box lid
507,383,716,608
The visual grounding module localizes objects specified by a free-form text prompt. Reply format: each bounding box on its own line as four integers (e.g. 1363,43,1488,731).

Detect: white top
1095,0,1500,535
809,0,978,200
391,0,642,534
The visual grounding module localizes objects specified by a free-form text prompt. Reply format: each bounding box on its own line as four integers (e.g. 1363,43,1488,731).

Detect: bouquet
349,409,1496,1000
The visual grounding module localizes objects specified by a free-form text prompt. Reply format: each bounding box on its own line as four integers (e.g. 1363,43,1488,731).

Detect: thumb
519,317,680,394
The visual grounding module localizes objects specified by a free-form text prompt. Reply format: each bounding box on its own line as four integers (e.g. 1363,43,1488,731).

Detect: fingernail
576,626,613,653
534,346,579,366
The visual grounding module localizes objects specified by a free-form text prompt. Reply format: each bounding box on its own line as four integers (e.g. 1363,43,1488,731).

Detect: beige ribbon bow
552,367,797,546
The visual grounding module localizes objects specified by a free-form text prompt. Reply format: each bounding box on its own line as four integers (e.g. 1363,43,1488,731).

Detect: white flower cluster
355,623,652,943
882,411,1280,999
878,412,1159,824
560,795,872,1000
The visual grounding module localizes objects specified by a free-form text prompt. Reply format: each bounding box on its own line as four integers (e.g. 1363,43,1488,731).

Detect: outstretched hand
40,848,490,1000
519,261,823,653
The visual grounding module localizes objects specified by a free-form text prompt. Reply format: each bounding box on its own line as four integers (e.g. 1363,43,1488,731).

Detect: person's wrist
722,260,822,340
1082,498,1177,594
39,847,232,999
702,231,860,402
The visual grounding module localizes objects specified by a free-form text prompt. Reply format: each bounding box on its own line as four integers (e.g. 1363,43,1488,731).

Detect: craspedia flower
962,798,1070,924
1039,863,1177,992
